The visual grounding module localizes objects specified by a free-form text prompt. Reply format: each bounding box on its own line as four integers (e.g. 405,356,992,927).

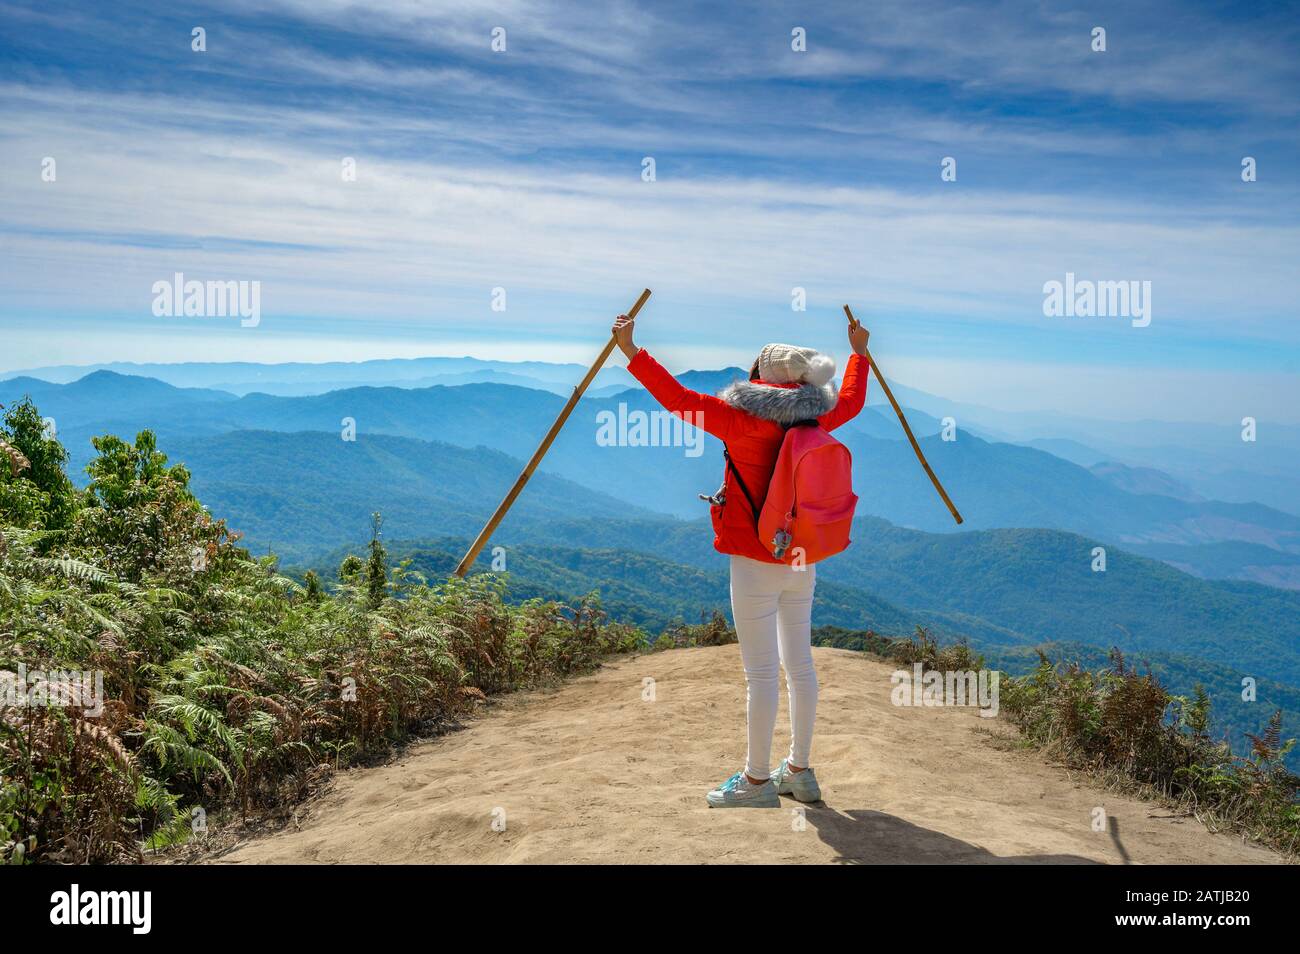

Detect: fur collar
718,378,837,425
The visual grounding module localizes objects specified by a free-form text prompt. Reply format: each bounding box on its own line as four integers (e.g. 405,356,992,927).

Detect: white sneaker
705,771,780,808
770,759,822,802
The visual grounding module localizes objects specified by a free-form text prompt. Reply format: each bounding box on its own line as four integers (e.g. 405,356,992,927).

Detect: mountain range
5,366,1297,589
11,353,1297,519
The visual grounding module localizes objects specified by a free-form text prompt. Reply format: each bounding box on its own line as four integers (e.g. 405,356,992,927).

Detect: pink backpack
730,421,858,565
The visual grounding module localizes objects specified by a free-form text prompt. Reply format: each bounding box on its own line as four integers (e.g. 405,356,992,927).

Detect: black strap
723,421,821,524
724,446,761,524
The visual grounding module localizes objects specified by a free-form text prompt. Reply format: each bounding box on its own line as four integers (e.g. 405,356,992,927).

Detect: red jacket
626,348,870,563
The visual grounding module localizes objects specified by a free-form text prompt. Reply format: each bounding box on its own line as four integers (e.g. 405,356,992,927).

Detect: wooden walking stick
843,304,963,525
454,289,653,577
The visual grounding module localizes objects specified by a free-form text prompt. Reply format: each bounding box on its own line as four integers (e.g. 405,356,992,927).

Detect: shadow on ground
805,805,1103,864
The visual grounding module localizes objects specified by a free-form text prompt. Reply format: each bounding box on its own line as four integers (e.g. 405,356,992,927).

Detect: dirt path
218,646,1279,864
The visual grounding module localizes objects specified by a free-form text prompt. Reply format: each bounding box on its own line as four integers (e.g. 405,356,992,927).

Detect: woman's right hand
612,314,638,360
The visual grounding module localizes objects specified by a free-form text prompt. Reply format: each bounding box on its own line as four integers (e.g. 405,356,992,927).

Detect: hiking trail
216,646,1278,864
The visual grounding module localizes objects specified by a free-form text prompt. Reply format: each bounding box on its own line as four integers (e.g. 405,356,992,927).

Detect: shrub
890,626,983,673
1000,649,1300,856
811,625,894,656
0,425,650,863
663,609,736,648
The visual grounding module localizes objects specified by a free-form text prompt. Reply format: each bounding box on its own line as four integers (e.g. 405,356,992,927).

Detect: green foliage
981,639,1300,775
810,624,894,656
0,420,649,864
889,626,984,673
337,553,363,583
365,513,387,610
660,610,736,648
0,399,78,534
1000,650,1300,856
311,537,924,638
73,429,232,588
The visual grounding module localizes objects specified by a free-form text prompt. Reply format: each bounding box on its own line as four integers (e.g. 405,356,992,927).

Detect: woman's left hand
612,314,638,360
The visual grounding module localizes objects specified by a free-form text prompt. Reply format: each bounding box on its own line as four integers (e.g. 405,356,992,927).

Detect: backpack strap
723,445,761,524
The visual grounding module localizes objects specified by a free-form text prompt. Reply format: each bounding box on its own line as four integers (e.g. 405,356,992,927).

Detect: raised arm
613,314,743,442
818,354,870,431
817,318,872,431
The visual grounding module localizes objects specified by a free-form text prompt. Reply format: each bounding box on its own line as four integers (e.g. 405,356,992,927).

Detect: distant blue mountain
164,429,653,563
0,372,235,443
0,370,234,411
6,368,1299,587
2,356,637,397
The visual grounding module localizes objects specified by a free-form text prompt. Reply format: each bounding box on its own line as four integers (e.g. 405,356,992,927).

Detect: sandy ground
217,646,1279,864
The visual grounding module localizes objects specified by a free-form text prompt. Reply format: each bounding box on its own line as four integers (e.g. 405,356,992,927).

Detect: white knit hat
757,343,836,387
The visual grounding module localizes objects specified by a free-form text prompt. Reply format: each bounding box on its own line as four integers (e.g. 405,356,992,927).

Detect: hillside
10,371,1297,587
215,645,1279,865
392,513,1300,693
1123,539,1300,589
838,428,1300,551
816,519,1300,680
306,537,928,637
165,430,653,563
864,387,1300,518
1088,461,1202,500
0,371,235,420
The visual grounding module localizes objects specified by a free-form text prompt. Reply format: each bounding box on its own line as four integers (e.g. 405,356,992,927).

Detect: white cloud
4,88,1297,338
2,0,1298,423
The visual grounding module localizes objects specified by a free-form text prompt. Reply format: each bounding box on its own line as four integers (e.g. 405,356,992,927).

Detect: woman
612,311,871,807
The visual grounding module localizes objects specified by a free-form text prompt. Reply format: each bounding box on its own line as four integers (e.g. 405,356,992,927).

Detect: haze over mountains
4,359,1298,588
9,354,1294,508
2,357,640,399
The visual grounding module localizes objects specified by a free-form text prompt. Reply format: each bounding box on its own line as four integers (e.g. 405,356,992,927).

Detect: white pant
728,555,818,779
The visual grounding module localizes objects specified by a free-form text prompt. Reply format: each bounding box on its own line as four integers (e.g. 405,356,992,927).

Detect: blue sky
1,0,1298,421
